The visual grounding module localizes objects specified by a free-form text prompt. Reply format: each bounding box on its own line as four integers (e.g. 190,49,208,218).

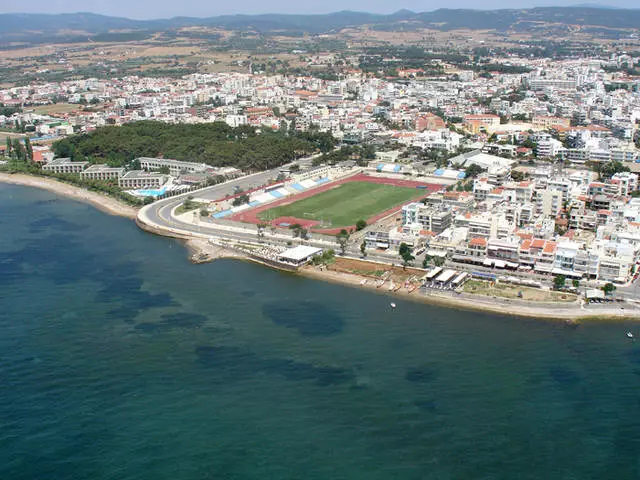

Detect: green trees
257,222,269,242
597,161,630,180
360,241,367,258
553,275,566,290
399,243,414,269
311,249,335,266
464,163,485,179
11,139,25,161
232,194,250,207
336,229,350,255
24,138,33,162
423,254,444,268
289,223,308,240
355,219,367,231
602,283,616,295
51,121,331,171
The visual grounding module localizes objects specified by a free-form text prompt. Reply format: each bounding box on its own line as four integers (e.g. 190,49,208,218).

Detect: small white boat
390,303,397,309
627,332,634,339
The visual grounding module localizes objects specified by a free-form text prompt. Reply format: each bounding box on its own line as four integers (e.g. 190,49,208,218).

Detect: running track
230,173,444,234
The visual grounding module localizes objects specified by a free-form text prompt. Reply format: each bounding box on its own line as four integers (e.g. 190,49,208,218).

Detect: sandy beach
0,173,138,219
298,265,640,322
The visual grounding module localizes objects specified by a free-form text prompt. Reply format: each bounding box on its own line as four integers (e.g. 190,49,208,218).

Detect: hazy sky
0,0,637,19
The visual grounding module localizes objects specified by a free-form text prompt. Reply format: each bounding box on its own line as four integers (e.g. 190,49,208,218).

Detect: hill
1,7,639,44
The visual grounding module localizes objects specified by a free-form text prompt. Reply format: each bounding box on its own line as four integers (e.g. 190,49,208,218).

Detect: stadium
214,168,444,235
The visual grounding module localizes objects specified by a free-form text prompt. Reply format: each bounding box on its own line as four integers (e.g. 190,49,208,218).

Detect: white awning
534,264,553,273
483,259,493,266
494,260,506,268
551,268,583,278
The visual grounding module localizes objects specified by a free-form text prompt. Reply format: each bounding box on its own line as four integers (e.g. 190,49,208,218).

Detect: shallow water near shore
3,183,640,479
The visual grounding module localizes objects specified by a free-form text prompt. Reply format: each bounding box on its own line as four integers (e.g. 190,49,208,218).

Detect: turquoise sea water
2,184,640,479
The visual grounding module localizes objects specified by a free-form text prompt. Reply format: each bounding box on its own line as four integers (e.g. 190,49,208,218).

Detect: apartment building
535,189,563,217
137,157,207,176
532,115,571,130
80,164,125,181
119,171,169,189
402,203,452,234
463,114,500,134
42,158,88,174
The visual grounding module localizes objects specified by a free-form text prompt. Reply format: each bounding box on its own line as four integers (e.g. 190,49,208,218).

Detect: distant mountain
1,7,639,44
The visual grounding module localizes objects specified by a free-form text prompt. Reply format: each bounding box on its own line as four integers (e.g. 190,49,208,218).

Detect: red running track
230,173,444,235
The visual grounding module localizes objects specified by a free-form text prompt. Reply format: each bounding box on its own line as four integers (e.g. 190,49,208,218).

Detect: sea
2,184,640,480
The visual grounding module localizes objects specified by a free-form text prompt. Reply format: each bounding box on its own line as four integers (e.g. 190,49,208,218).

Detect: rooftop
278,245,322,262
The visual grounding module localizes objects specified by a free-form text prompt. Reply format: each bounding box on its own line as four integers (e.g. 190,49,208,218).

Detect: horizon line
1,4,639,22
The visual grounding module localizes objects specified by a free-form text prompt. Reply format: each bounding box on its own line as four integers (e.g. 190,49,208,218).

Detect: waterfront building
137,157,208,176
42,158,88,174
119,171,169,189
81,164,125,181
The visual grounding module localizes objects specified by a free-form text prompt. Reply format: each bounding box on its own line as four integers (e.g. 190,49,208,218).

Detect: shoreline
0,172,138,219
185,239,640,322
6,174,639,322
298,266,640,322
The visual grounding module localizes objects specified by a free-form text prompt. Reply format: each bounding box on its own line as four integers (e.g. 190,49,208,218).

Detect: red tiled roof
469,237,487,247
531,239,546,249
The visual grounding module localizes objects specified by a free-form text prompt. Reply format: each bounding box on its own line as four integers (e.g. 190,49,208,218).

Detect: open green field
258,181,420,228
31,103,80,115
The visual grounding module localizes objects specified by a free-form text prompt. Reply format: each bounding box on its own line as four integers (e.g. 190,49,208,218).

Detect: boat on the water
390,303,397,309
627,332,634,339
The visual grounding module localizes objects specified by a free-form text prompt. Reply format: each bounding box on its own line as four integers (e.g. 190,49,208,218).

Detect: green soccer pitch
258,181,420,228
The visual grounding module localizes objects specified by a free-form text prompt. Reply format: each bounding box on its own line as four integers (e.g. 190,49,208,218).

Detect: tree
597,161,629,180
510,170,526,182
602,283,616,295
200,208,209,218
464,163,486,179
553,275,566,290
433,256,445,267
24,137,33,162
572,279,580,289
355,219,367,231
336,229,350,255
289,223,303,238
232,194,250,207
399,242,414,269
12,139,25,161
158,165,170,174
360,241,367,258
422,255,433,269
5,137,11,157
257,222,268,242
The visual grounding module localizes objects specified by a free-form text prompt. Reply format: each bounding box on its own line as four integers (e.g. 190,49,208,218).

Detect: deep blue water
2,184,640,479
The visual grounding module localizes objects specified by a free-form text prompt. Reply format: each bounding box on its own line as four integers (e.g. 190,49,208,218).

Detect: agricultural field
258,181,420,228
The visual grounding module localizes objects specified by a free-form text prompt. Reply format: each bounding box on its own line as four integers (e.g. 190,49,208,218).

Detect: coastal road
139,155,339,248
